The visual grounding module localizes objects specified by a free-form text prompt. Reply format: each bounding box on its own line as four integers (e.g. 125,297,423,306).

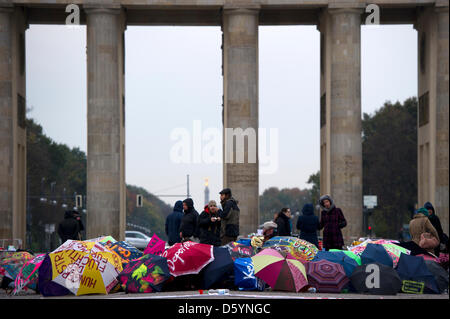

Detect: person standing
165,200,184,246
179,198,199,242
297,203,320,248
318,195,347,251
219,188,240,245
57,210,80,243
198,200,222,246
275,208,292,236
424,201,448,256
72,211,84,240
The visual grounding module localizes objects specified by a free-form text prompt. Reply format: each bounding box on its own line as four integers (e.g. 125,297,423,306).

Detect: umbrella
329,249,362,265
85,236,117,245
143,234,166,256
38,254,72,297
118,254,171,293
234,258,265,291
13,253,46,294
349,240,410,267
39,240,123,296
223,242,256,261
251,248,308,292
262,236,318,261
424,260,449,294
161,241,214,277
307,259,349,293
361,243,393,267
350,263,402,295
0,251,34,281
103,241,143,266
396,253,439,294
313,251,359,277
200,247,234,289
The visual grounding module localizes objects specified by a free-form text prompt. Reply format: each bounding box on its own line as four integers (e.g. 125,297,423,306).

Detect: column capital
327,7,364,15
223,3,261,15
83,3,123,15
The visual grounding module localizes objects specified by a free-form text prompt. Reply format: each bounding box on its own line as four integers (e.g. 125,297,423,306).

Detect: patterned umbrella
118,254,171,293
252,248,308,292
307,259,349,293
234,257,265,291
262,236,318,261
40,240,123,296
223,242,256,261
348,240,410,267
103,241,143,266
0,251,34,280
13,253,46,294
161,241,214,277
143,234,166,256
85,236,117,245
313,251,359,277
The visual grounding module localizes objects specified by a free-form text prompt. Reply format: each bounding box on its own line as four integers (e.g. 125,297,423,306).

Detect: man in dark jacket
275,208,291,236
318,195,347,251
219,188,240,245
424,201,448,256
179,198,199,242
198,200,222,246
297,203,319,248
165,200,184,246
57,210,80,243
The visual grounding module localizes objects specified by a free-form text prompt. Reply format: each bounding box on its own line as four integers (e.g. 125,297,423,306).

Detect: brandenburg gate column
84,4,126,241
222,5,260,237
319,6,364,243
0,3,27,248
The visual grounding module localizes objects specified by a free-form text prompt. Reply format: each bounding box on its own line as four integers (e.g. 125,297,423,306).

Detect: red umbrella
161,241,214,277
307,259,349,293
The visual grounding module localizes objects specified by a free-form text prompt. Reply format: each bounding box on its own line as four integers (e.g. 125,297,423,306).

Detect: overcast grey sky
25,24,417,208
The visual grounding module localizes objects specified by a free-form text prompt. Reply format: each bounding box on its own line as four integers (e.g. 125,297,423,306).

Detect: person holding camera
198,200,222,246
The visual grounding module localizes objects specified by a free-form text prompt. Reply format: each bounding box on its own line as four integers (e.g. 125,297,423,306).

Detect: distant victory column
204,178,210,205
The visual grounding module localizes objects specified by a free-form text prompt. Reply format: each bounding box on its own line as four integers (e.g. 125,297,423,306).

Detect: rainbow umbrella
262,236,318,261
307,259,349,293
348,240,410,267
251,248,308,292
13,254,46,294
0,251,34,281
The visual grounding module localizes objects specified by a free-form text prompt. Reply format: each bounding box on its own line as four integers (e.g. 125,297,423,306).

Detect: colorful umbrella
161,241,214,277
143,234,166,256
85,236,117,245
262,236,318,261
42,240,123,296
223,242,256,261
348,240,410,267
13,253,46,294
103,241,143,266
329,249,362,265
313,251,359,277
361,243,393,268
251,248,308,292
307,259,349,293
0,251,34,280
118,254,171,293
234,258,265,291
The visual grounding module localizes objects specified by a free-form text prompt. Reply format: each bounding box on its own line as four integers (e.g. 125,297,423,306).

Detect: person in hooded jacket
219,188,240,245
57,210,80,243
179,198,199,242
198,200,222,246
424,201,448,256
275,208,292,236
165,200,184,246
318,195,347,251
297,203,319,248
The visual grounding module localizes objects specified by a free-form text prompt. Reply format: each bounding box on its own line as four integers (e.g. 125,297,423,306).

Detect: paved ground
1,289,448,299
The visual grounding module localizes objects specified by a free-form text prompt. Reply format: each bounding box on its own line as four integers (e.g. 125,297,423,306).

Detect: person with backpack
219,188,240,245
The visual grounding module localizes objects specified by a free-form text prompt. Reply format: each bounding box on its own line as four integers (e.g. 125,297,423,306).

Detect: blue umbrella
313,251,358,277
396,253,440,294
234,257,265,291
200,247,234,289
361,243,393,268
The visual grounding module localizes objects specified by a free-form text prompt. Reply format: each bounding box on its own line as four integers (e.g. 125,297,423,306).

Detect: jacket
275,212,291,236
180,198,199,239
318,195,347,250
57,211,80,243
220,197,240,238
297,203,319,247
198,205,222,246
165,201,184,245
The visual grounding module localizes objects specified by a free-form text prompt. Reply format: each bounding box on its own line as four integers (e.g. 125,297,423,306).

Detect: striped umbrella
307,259,349,293
251,248,308,292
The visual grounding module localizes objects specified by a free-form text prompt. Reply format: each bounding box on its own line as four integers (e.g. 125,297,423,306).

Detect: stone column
0,4,27,248
319,7,363,243
222,5,259,237
85,4,126,241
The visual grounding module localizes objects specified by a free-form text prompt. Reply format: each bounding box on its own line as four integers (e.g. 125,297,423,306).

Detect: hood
319,195,335,212
183,198,194,213
173,200,183,213
302,203,314,216
424,202,435,214
203,204,210,214
415,207,429,218
64,210,74,219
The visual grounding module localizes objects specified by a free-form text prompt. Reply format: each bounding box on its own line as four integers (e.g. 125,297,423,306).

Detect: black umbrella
396,253,440,294
424,260,449,294
200,247,234,289
350,262,402,295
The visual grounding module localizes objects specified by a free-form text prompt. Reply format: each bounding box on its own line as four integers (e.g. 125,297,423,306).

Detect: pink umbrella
307,259,349,293
143,234,166,256
161,241,214,277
